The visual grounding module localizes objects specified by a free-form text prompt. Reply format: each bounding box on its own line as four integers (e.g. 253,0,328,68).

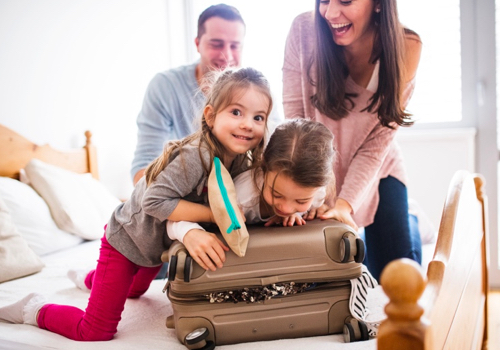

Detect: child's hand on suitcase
315,200,359,231
183,229,229,271
305,204,330,220
264,213,306,227
282,213,306,226
303,206,320,221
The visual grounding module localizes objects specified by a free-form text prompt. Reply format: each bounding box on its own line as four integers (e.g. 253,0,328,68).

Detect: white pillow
0,196,45,282
24,159,121,240
0,177,83,256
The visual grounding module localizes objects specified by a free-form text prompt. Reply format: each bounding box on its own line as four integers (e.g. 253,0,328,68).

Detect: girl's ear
204,105,215,128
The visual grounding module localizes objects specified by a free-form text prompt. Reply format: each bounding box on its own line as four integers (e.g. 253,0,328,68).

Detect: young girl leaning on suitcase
0,67,273,341
168,118,340,271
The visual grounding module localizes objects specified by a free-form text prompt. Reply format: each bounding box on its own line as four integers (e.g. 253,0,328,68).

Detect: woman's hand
183,229,229,271
317,199,358,231
264,213,306,227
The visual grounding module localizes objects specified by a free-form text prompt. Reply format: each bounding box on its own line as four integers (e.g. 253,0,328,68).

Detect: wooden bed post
474,174,489,347
84,130,99,180
377,258,428,350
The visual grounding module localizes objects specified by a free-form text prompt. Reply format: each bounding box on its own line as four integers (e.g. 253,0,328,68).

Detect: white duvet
0,239,435,350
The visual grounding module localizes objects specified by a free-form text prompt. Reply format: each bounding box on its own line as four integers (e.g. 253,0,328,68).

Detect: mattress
0,239,435,350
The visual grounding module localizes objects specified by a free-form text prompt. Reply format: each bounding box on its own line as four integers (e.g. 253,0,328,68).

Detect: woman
282,0,422,280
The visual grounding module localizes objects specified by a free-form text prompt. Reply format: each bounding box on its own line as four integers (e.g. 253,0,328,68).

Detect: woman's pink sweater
282,11,415,227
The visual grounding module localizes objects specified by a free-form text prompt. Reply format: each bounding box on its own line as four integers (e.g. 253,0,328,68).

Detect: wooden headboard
0,124,99,180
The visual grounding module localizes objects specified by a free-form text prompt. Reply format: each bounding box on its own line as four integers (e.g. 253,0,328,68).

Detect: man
131,4,282,185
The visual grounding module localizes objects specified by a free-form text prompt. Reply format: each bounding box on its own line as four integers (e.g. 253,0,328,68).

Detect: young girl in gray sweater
0,67,273,342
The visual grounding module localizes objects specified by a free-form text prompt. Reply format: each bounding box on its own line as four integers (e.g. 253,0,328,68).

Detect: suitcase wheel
168,255,178,281
359,320,369,340
185,327,215,350
354,238,365,263
343,317,370,342
184,255,193,283
340,236,351,263
343,322,356,343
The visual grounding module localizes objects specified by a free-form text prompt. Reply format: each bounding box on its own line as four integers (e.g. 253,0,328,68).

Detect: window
399,1,462,124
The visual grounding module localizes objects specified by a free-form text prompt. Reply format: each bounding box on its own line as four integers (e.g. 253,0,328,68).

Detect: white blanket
0,239,434,350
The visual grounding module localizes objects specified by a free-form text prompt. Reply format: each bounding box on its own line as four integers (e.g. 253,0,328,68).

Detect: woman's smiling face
319,0,378,48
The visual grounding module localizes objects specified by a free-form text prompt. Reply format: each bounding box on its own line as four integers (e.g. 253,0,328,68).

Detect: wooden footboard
377,171,488,350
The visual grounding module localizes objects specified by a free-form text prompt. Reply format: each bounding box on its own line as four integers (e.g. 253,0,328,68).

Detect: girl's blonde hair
145,67,273,186
259,118,336,198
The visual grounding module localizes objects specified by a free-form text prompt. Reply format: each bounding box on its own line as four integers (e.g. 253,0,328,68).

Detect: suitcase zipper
166,272,360,296
167,280,350,304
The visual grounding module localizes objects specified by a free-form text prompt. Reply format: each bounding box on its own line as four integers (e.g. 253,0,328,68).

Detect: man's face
195,17,245,76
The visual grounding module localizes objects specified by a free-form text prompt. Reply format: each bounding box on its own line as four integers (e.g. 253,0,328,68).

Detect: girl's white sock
0,293,46,325
67,269,91,292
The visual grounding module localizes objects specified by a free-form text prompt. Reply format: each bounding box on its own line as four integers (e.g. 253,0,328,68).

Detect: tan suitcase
162,219,368,349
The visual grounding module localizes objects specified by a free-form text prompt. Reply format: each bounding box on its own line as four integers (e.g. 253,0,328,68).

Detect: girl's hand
303,206,322,221
282,213,306,226
317,199,358,231
306,204,331,219
264,213,306,227
183,229,229,271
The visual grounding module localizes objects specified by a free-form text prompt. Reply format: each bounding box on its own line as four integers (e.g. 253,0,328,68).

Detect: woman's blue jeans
363,176,422,281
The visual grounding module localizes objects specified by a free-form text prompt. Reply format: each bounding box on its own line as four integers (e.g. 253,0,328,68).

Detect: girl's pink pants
37,234,162,341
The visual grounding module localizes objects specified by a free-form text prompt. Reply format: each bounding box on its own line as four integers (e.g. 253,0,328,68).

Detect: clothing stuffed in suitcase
162,219,372,349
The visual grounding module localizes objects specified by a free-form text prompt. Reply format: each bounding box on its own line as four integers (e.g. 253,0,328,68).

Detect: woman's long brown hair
309,0,420,128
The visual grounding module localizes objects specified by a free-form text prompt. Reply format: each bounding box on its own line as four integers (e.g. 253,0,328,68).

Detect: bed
0,123,488,350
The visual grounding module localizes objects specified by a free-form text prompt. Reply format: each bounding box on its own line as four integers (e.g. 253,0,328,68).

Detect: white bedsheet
0,240,434,350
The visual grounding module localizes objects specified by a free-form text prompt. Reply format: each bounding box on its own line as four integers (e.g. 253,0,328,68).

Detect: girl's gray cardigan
106,142,248,266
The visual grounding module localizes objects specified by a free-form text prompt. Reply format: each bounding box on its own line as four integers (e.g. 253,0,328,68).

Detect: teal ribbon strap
214,157,241,233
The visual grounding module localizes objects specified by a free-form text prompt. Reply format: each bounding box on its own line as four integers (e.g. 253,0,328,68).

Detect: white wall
0,0,171,200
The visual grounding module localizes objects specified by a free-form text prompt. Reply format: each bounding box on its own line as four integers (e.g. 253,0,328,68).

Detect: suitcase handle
169,250,193,283
354,238,365,263
339,233,365,263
